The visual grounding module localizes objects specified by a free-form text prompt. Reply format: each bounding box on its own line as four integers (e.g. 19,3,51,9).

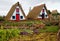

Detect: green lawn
39,26,59,32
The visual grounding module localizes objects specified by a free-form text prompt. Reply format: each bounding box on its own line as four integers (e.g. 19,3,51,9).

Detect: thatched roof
5,2,26,20
27,4,48,19
51,10,58,14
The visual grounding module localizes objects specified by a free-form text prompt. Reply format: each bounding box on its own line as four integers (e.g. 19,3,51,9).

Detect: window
45,15,47,17
20,16,23,19
16,8,19,12
12,16,15,19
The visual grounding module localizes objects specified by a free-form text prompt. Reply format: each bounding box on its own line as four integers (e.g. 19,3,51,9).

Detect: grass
2,20,43,26
46,26,59,32
39,26,59,32
9,33,57,41
23,29,33,34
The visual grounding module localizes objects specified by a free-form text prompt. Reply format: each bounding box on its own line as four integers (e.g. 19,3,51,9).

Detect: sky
0,0,60,16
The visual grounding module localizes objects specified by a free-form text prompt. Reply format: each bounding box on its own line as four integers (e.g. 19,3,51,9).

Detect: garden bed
0,25,59,41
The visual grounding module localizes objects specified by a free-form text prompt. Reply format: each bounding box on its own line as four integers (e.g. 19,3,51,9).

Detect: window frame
12,16,15,19
20,16,23,19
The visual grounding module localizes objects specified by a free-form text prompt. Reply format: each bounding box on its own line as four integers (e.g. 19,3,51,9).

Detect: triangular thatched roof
27,4,49,19
5,2,26,20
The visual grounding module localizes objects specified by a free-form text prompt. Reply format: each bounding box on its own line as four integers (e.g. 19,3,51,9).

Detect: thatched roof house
51,10,59,15
51,10,60,21
5,2,26,21
27,4,49,20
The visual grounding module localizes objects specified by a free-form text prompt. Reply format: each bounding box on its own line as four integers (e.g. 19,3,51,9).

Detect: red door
42,13,44,19
16,8,20,21
16,14,20,21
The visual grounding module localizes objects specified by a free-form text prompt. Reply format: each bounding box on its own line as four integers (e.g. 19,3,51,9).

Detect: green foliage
0,29,20,41
45,26,59,32
26,22,33,27
23,29,33,34
0,25,59,41
3,20,43,26
0,16,4,21
45,22,52,26
39,26,59,32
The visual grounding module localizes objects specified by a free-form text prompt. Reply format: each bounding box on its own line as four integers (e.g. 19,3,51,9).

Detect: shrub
0,16,5,21
0,29,20,41
44,21,52,26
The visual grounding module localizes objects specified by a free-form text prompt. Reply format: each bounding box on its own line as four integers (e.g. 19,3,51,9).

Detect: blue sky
0,0,60,16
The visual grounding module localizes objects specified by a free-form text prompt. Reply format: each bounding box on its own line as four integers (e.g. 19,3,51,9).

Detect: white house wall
10,10,16,20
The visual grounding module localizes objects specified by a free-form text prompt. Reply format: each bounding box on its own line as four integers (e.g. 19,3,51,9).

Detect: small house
27,4,49,20
51,10,59,20
5,2,26,21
